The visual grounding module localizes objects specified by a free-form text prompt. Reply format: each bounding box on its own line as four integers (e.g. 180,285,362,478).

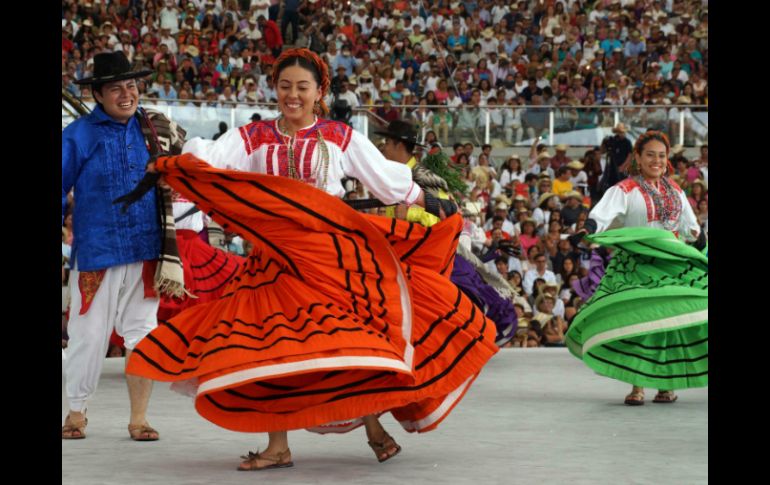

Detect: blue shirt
62,105,161,271
600,39,623,53
333,55,357,77
624,40,646,58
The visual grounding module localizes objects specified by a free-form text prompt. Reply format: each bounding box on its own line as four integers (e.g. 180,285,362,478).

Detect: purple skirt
571,250,611,301
451,255,517,346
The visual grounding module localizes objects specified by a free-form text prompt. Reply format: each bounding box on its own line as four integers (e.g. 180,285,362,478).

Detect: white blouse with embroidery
182,118,422,206
589,178,701,241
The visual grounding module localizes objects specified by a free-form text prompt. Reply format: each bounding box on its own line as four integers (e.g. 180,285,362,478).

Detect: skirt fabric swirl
157,229,245,322
127,154,498,433
565,227,708,390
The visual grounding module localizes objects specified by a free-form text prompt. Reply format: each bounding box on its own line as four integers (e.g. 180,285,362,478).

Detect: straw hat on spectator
347,76,358,86
534,293,556,312
495,194,513,206
612,123,628,134
670,144,685,155
521,217,537,229
186,45,200,57
691,178,708,191
536,152,551,161
543,281,561,294
677,95,692,104
555,144,569,152
513,194,528,204
83,19,94,27
538,192,556,207
482,28,495,39
494,202,510,212
566,161,584,170
565,190,583,202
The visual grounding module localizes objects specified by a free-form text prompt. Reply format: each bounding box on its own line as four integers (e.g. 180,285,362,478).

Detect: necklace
635,176,682,231
277,117,330,189
278,117,303,180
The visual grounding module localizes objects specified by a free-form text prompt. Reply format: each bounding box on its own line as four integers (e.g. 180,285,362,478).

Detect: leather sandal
237,449,294,471
62,413,88,439
368,432,402,463
624,387,645,406
128,423,160,441
653,390,678,403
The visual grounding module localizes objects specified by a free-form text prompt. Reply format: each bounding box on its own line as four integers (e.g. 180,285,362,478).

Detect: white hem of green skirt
581,309,708,355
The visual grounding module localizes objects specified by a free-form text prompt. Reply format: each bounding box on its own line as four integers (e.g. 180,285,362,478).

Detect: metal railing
62,99,708,148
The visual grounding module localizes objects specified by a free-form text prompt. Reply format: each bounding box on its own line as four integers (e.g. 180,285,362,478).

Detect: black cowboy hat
74,51,154,85
374,120,425,147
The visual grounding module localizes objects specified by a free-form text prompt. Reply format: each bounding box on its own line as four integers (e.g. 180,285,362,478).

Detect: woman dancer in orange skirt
124,48,498,470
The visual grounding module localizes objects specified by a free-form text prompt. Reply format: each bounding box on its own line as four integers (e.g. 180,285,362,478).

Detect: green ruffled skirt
565,227,708,389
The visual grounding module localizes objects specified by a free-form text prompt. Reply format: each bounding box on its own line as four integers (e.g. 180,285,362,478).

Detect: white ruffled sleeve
677,190,701,241
588,185,628,233
340,130,422,206
182,127,254,172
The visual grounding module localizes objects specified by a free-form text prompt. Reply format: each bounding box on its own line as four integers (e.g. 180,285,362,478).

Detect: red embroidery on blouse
240,121,283,156
305,119,352,151
265,145,276,175
617,178,638,193
277,145,289,177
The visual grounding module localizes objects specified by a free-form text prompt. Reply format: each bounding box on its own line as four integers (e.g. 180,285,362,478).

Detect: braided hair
631,130,675,176
272,48,331,116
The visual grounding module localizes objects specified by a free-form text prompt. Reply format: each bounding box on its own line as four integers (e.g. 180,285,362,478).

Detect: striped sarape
127,154,498,434
565,227,708,390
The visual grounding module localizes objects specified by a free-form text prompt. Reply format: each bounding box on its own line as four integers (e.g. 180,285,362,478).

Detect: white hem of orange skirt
399,374,475,432
196,356,413,395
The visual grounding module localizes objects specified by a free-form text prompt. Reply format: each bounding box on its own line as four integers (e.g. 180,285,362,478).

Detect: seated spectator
521,233,551,287
552,166,574,200
560,191,588,227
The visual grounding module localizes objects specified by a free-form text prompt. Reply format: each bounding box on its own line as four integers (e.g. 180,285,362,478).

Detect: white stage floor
62,348,707,485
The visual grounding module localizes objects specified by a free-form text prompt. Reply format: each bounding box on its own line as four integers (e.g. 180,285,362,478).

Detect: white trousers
64,262,159,412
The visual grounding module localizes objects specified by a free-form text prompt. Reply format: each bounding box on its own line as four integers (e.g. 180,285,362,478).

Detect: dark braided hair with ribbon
272,48,331,116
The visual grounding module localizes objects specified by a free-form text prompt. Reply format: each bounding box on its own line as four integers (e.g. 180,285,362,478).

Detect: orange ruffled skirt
127,154,498,434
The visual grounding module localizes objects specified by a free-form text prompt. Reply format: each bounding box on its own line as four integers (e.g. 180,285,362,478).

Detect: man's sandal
653,390,678,403
62,414,88,439
368,432,402,463
128,423,160,441
237,449,294,471
624,388,645,406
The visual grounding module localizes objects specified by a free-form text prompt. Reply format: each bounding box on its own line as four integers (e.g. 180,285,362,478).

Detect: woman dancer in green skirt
566,131,707,405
